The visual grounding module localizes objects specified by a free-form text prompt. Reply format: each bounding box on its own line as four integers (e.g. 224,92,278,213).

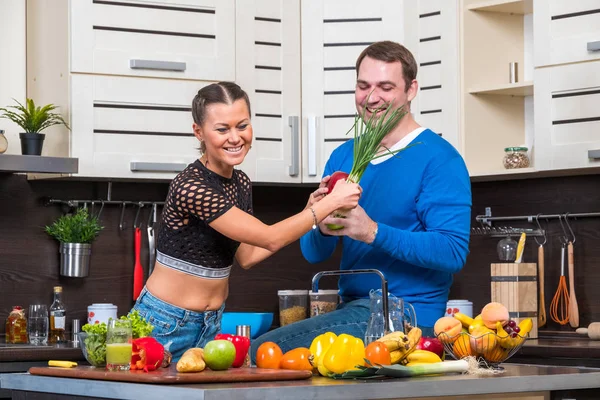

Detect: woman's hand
328,179,362,211
305,175,331,210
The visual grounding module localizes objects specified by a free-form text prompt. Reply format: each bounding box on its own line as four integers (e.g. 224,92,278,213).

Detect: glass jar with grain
309,290,339,317
503,147,530,169
277,290,308,326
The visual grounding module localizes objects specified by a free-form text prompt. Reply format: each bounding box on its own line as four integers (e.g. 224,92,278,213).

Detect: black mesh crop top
156,159,253,278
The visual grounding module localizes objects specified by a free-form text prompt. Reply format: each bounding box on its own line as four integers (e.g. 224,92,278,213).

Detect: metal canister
236,325,252,367
72,319,81,347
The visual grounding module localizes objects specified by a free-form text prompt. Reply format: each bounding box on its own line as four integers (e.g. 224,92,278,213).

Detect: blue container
220,312,274,339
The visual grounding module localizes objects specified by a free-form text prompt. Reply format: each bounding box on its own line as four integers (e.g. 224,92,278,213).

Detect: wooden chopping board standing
28,365,312,385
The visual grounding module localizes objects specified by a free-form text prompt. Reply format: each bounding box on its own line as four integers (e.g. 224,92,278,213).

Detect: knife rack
491,262,538,339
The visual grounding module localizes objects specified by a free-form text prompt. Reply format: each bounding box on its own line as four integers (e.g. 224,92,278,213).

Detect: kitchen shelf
467,0,533,15
0,154,78,174
469,81,533,96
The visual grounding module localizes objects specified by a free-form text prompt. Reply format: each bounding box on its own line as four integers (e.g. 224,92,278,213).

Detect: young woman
132,82,361,360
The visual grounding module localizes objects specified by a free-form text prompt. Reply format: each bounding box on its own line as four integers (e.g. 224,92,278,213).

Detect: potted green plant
45,208,103,277
0,98,70,156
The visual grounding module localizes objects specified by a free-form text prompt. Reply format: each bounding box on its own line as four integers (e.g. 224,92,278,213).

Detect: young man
251,41,471,357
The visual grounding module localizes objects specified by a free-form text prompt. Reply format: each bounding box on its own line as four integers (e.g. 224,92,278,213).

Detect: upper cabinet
404,0,461,153
534,0,600,67
236,0,403,184
534,61,600,170
459,0,534,177
70,0,235,81
533,0,600,171
26,0,234,180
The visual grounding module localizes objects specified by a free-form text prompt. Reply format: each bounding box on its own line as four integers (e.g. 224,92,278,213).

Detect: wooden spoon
568,241,579,328
538,244,547,328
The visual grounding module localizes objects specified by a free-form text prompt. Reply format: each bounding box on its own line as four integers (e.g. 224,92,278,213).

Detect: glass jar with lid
503,147,530,169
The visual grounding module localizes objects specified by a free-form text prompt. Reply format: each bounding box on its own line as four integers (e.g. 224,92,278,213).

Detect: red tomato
256,342,283,369
364,341,392,366
279,347,314,371
325,171,350,194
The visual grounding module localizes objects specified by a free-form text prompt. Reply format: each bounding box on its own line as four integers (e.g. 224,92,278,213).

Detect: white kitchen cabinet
236,0,403,184
71,0,235,81
70,74,202,179
26,0,232,179
404,0,461,153
534,0,600,67
534,60,600,170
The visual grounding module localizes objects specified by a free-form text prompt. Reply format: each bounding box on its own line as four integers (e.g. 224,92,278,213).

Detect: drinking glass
28,304,49,345
105,318,132,372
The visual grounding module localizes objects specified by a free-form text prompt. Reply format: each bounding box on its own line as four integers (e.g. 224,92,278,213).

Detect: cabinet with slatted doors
534,60,600,171
534,0,600,67
404,0,461,154
235,0,403,183
25,0,234,179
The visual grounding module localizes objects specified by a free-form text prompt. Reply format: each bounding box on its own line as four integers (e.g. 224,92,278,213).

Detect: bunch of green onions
345,101,410,184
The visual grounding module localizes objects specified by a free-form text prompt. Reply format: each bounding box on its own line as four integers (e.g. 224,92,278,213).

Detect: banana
390,349,404,364
496,321,524,349
404,349,442,364
453,312,474,329
518,318,533,336
406,326,422,351
377,331,410,352
48,360,77,368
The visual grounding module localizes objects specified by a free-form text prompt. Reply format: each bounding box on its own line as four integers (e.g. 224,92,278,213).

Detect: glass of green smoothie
106,318,132,372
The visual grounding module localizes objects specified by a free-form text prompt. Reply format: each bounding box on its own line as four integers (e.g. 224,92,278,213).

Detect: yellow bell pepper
310,332,337,376
322,334,366,374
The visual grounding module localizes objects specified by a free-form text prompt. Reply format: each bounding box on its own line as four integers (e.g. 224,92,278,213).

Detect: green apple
203,340,236,371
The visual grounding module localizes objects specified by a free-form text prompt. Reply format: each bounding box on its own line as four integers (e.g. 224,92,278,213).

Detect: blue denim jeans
250,299,435,363
132,287,224,361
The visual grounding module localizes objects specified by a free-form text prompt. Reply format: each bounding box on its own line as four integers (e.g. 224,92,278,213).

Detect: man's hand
320,205,378,244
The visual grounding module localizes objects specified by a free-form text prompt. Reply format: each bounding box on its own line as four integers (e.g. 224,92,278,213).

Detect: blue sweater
300,129,472,327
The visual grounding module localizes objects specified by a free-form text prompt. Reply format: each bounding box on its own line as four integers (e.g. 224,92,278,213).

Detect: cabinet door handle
307,116,317,177
587,41,600,52
129,59,187,72
588,149,600,159
130,162,187,172
288,116,299,177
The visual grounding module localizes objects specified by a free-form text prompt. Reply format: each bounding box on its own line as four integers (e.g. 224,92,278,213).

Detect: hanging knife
147,203,157,278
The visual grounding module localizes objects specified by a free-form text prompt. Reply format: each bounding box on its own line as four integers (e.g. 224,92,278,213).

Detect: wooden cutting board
28,365,313,385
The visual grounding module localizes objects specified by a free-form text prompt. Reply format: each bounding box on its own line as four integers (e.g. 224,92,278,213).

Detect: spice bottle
236,325,252,367
5,306,28,344
49,286,67,344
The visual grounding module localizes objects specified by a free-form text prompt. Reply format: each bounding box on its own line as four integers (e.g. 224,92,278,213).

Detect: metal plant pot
60,243,92,277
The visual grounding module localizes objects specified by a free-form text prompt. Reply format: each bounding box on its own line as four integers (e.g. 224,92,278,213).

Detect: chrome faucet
311,269,390,334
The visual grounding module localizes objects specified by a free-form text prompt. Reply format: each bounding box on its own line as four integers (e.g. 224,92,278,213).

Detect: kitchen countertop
0,340,84,364
2,364,600,400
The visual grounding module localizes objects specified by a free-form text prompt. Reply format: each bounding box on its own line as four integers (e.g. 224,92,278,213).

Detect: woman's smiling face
193,98,252,177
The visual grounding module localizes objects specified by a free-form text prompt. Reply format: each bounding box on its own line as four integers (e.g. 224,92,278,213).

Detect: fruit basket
436,330,527,368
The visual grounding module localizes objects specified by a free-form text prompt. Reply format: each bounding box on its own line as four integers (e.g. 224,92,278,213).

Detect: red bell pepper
214,333,250,368
130,337,164,372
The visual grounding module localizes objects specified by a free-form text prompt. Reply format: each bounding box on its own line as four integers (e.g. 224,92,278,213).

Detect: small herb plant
45,208,103,244
0,98,70,134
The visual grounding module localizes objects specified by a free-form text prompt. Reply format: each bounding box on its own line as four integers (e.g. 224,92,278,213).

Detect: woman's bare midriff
145,263,229,312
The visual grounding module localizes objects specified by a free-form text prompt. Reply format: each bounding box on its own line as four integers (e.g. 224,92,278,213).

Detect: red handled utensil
133,227,144,301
